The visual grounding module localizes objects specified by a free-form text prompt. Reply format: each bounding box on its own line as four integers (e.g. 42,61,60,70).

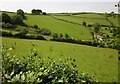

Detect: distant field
73,13,105,19
24,15,92,40
108,16,119,26
53,14,110,25
2,37,118,82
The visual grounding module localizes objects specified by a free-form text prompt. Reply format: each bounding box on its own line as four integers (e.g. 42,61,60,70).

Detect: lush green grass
108,16,119,26
53,15,110,25
24,15,92,40
2,37,118,82
73,13,105,19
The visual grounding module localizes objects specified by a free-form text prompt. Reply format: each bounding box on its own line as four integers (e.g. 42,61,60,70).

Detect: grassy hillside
53,15,110,25
2,37,118,82
24,15,92,40
73,13,105,18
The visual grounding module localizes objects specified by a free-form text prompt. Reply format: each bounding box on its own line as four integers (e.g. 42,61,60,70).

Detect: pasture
53,14,110,25
2,37,118,82
24,15,92,40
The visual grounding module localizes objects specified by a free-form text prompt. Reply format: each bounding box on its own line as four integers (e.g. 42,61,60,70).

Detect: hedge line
0,31,46,40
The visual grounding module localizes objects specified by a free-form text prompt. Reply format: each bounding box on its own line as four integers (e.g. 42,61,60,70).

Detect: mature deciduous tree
93,23,101,33
31,9,42,15
2,13,11,23
11,15,24,25
82,21,86,27
17,9,25,19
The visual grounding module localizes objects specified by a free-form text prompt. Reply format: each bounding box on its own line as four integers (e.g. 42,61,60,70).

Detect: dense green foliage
1,11,119,82
93,23,101,33
2,46,96,83
2,13,11,23
31,9,42,15
16,9,25,19
11,15,24,25
24,15,92,40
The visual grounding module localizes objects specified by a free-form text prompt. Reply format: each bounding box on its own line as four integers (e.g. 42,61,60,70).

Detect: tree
93,23,101,33
37,9,42,14
65,33,70,39
53,33,59,39
2,13,11,23
59,34,63,38
11,15,24,25
82,21,86,27
31,9,36,14
31,9,42,15
42,12,47,15
17,9,25,19
104,12,108,20
33,25,39,29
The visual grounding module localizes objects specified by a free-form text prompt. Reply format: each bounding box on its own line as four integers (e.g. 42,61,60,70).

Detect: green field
108,16,119,26
2,37,118,82
73,13,105,19
1,11,119,82
53,15,110,25
24,15,92,40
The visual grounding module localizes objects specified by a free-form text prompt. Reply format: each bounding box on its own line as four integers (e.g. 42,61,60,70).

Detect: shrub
53,33,59,39
42,12,47,15
17,9,25,19
2,13,11,23
88,24,92,27
15,28,28,38
11,15,24,25
41,28,51,36
2,46,96,83
1,31,13,37
93,23,101,33
65,33,70,39
82,21,86,27
2,23,15,29
33,25,39,29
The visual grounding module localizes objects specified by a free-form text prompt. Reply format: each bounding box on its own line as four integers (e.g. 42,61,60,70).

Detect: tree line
31,9,47,15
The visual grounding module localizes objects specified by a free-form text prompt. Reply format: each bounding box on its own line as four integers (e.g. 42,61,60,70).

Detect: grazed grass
24,15,92,40
53,15,110,25
2,37,118,82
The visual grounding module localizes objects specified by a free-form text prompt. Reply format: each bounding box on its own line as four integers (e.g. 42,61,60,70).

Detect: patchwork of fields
24,15,92,40
53,14,110,25
1,12,119,82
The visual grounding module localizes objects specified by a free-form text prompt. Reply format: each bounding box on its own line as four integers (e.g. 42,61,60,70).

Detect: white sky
0,0,119,13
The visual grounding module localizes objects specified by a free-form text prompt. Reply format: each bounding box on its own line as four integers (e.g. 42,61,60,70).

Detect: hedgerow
1,46,97,83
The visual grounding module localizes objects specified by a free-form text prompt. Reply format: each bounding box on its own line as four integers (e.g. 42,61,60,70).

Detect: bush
17,9,25,19
25,34,46,40
2,46,96,83
82,21,86,27
88,24,92,27
11,15,24,25
2,13,11,23
53,33,59,39
1,31,13,37
33,25,39,29
40,28,51,36
93,23,101,33
2,23,15,29
42,12,47,15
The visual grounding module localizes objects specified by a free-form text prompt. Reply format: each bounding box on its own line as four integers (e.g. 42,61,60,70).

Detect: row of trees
31,9,47,15
1,9,28,29
1,13,24,26
82,21,101,33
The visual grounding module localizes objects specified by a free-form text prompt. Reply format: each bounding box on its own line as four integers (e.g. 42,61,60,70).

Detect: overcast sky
0,0,119,13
